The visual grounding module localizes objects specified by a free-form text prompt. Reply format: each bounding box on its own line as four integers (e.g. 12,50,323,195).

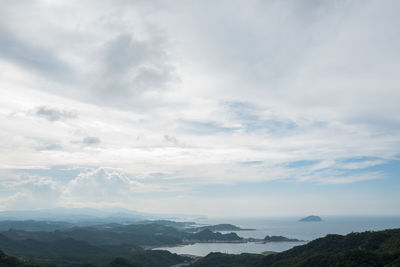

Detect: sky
0,0,399,217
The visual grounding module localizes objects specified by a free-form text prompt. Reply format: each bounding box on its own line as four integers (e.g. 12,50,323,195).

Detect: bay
153,216,400,256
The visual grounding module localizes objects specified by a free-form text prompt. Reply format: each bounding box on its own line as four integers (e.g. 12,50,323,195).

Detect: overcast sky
0,0,399,217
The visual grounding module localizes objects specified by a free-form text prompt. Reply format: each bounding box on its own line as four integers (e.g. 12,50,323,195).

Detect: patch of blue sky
193,160,400,200
338,156,383,163
284,160,321,168
239,161,264,166
225,101,297,134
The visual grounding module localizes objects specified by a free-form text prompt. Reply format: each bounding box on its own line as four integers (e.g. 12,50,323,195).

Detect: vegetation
2,219,399,267
0,231,190,266
189,229,243,242
137,220,196,229
263,235,302,242
190,252,263,267
185,224,253,232
2,224,187,246
105,257,143,267
0,221,245,266
0,250,40,267
0,220,74,232
257,228,400,266
191,229,400,267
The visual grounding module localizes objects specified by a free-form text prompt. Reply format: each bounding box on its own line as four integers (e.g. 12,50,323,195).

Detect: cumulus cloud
60,168,174,206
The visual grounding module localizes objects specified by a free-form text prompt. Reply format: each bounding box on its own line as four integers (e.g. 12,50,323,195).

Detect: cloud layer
0,0,399,215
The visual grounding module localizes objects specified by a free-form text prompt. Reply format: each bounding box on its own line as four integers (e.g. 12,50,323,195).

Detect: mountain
0,232,190,266
0,208,205,225
299,215,322,222
0,220,74,232
0,250,41,267
2,223,187,247
256,228,400,266
192,228,400,267
0,208,146,223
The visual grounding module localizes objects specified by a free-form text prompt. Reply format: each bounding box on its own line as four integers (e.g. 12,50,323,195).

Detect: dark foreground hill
192,228,400,267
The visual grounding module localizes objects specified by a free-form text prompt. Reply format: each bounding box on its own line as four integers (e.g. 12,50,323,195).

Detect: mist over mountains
0,208,204,224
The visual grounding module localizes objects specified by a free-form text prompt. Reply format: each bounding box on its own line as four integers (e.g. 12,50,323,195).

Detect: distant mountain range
0,208,205,224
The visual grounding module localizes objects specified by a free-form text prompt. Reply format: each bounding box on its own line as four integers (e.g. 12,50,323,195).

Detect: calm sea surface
153,216,400,256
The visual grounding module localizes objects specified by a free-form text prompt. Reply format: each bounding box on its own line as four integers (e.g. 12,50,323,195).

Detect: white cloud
62,168,140,202
0,174,62,210
60,168,182,207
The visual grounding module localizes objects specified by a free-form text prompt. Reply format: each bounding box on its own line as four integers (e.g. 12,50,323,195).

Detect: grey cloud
164,135,179,146
94,33,176,106
82,136,101,146
0,27,74,82
0,1,176,110
35,106,78,122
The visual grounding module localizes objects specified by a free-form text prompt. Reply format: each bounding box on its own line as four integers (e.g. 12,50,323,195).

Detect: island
299,215,322,222
263,235,303,242
186,229,244,243
185,223,254,232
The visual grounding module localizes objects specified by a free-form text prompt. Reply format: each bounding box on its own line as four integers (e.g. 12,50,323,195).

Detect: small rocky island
299,215,322,222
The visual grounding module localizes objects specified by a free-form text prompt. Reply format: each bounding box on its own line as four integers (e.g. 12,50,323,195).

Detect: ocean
153,216,400,256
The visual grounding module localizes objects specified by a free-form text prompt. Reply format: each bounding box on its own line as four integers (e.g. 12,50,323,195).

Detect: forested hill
1,222,399,266
192,228,400,267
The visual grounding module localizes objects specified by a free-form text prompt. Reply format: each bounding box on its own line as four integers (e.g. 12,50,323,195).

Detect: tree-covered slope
190,252,263,267
0,250,40,267
2,223,187,247
255,228,400,267
0,232,189,266
185,224,253,232
189,229,242,241
190,229,400,267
